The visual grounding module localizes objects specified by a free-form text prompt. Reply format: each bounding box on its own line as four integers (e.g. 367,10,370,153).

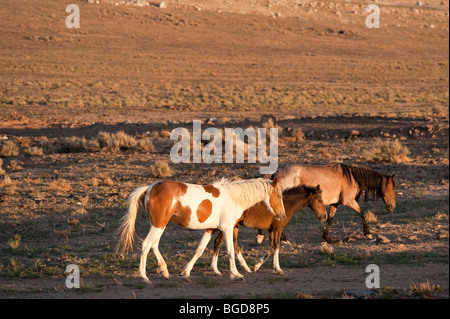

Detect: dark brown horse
211,185,326,275
259,163,396,243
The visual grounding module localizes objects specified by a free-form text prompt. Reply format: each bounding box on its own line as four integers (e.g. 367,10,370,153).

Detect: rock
416,1,423,6
136,0,147,7
158,1,167,8
376,234,391,244
343,236,356,243
344,289,380,299
437,231,449,239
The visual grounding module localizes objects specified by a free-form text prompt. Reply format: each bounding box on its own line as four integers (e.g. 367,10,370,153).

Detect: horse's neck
284,194,309,216
242,191,270,211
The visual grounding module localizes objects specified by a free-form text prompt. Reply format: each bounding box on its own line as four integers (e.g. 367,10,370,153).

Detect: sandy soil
0,0,448,299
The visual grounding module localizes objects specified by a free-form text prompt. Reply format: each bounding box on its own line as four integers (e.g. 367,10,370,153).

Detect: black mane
335,163,383,201
282,185,317,197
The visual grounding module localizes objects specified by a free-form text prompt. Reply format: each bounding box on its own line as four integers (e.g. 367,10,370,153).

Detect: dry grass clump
0,140,20,157
410,280,438,297
25,146,44,156
364,139,410,163
365,210,378,224
48,179,72,193
0,157,4,175
59,136,91,153
98,172,115,186
150,160,173,178
262,118,283,136
97,131,137,152
1,175,17,195
58,131,154,153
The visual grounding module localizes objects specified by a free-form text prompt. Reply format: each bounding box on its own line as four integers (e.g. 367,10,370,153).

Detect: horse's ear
272,176,279,187
315,184,321,193
391,173,396,179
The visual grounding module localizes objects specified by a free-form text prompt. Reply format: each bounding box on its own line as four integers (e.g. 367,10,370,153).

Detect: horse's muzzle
387,204,395,213
275,212,286,222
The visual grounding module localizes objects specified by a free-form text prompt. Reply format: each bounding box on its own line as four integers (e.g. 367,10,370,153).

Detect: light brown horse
261,163,396,243
211,185,327,275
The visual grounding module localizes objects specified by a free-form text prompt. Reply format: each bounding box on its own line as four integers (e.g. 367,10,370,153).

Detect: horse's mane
335,163,383,201
283,185,318,197
213,178,279,209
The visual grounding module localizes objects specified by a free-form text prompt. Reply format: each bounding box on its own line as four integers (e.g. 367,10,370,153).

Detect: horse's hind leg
140,226,165,284
153,235,169,279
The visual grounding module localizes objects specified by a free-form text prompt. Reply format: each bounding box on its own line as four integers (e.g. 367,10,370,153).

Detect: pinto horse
260,163,396,243
115,178,285,283
210,185,327,275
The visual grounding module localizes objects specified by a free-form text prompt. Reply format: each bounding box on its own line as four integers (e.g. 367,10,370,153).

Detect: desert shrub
150,160,173,178
59,136,90,153
262,118,283,136
25,146,44,156
97,131,137,152
0,140,20,157
49,179,72,193
57,132,153,153
364,139,410,163
136,137,154,151
0,157,4,174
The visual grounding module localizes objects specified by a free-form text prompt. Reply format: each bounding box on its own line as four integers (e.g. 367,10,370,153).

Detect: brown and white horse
264,163,396,243
210,185,327,275
115,178,285,283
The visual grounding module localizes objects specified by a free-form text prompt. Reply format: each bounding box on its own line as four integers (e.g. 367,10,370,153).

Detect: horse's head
381,173,396,213
264,177,286,221
308,185,327,222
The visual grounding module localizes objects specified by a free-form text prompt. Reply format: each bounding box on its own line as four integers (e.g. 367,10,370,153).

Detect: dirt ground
0,0,448,299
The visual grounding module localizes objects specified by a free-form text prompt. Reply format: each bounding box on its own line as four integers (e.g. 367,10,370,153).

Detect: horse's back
276,164,352,205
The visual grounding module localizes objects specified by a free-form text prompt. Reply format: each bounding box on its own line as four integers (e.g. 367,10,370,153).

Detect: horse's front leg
181,230,214,280
233,226,251,273
322,204,338,243
254,230,275,272
346,200,372,239
223,226,243,280
272,228,284,274
211,231,224,276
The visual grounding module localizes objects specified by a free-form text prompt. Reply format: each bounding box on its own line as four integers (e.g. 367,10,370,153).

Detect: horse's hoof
256,235,264,244
230,273,244,280
142,278,152,285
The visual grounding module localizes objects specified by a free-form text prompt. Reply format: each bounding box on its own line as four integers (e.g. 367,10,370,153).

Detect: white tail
115,185,151,255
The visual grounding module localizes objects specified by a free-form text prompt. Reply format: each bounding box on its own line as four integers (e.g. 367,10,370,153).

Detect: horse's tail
115,184,153,255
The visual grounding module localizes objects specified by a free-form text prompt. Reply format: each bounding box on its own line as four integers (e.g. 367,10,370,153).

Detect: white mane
213,178,279,209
